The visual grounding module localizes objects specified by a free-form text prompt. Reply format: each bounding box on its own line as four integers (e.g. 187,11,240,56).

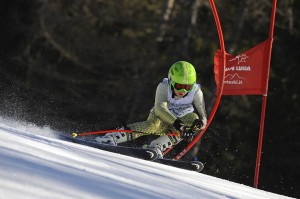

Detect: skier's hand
172,119,194,141
173,119,185,133
191,119,204,132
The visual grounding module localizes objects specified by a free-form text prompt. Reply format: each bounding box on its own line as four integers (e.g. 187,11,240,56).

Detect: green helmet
168,61,197,85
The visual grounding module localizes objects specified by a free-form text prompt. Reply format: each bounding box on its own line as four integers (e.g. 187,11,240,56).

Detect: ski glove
173,119,185,132
173,119,193,140
191,119,204,132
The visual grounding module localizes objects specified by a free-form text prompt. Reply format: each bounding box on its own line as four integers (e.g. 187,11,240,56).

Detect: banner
214,39,271,95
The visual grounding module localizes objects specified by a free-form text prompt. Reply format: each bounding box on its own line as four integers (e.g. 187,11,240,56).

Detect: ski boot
95,126,132,146
146,135,179,159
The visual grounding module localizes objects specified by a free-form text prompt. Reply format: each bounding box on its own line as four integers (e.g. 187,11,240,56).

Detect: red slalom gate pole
254,0,277,188
173,0,226,160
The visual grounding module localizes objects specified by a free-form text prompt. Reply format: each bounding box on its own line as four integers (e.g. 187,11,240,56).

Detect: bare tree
156,0,175,42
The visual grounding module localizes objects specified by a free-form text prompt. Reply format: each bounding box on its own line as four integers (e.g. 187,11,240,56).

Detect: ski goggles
172,82,194,92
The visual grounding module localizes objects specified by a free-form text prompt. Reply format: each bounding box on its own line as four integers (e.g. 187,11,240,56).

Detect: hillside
0,117,294,199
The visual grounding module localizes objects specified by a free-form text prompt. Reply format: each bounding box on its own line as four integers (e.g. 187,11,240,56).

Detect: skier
95,61,207,158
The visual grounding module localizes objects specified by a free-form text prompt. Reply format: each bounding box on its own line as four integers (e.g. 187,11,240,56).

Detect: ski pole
71,129,133,138
72,130,179,138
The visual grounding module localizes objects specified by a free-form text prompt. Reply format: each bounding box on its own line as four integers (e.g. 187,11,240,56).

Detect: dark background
0,0,299,198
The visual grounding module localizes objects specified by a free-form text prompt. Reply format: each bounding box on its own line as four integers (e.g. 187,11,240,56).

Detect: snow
0,117,294,199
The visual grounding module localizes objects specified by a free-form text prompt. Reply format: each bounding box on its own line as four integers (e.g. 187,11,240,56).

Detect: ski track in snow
0,117,294,199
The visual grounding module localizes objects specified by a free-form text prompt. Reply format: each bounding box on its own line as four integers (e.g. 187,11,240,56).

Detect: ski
58,133,204,172
59,134,158,161
154,159,204,172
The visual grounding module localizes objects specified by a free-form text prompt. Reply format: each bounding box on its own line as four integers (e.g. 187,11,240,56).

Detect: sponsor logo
146,150,155,159
229,54,249,64
224,73,244,85
225,54,251,85
191,162,202,171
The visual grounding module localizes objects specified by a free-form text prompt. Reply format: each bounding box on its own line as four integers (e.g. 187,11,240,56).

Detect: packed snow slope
0,117,294,199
